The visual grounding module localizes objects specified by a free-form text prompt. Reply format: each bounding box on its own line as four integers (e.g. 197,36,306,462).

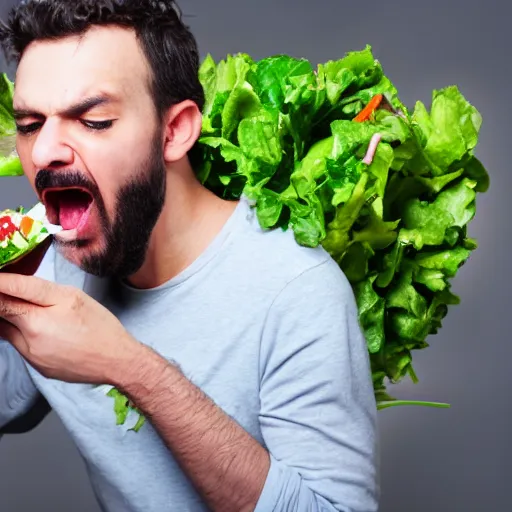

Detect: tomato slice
0,216,16,241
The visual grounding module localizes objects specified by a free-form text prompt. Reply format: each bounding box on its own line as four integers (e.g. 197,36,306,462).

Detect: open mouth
42,187,94,233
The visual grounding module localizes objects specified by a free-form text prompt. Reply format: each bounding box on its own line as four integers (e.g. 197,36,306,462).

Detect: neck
126,161,238,289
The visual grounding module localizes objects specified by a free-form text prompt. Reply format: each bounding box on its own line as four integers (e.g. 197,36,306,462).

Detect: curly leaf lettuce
106,388,146,433
196,47,489,410
0,73,23,176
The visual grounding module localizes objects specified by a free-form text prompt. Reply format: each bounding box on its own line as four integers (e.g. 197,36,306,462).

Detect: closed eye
15,119,115,135
16,122,41,135
81,120,115,131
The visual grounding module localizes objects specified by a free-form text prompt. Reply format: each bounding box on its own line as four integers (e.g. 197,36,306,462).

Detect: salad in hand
0,202,61,270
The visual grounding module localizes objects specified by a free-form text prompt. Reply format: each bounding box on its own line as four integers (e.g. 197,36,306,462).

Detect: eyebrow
13,95,117,120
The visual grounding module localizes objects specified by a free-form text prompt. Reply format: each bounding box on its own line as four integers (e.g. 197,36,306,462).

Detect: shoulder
232,200,364,345
234,197,348,296
230,197,354,309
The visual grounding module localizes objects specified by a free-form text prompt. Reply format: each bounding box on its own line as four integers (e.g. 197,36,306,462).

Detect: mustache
35,169,101,199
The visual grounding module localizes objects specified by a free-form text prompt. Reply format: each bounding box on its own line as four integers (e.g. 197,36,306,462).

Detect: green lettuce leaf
253,55,315,112
106,388,146,433
399,177,477,250
0,151,23,177
406,85,482,175
0,73,15,136
353,273,386,353
0,74,23,177
415,246,473,278
317,45,376,107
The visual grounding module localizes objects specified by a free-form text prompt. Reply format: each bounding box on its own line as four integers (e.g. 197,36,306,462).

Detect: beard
35,132,167,279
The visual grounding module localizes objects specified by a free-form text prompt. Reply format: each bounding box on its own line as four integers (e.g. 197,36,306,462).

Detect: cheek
16,140,37,182
84,137,151,215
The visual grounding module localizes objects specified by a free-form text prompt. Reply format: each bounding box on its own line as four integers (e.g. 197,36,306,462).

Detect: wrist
110,336,172,403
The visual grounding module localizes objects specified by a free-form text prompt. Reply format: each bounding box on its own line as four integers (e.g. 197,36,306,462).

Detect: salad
0,202,61,270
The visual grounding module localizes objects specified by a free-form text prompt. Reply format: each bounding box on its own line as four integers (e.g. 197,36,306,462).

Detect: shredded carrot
20,216,34,238
353,93,384,122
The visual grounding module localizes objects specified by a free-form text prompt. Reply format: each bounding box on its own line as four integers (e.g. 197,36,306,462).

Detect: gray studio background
0,0,509,511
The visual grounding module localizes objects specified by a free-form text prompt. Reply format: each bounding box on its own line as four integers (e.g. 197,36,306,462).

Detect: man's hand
0,272,142,384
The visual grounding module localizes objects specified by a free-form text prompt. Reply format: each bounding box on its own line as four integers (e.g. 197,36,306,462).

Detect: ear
162,100,203,163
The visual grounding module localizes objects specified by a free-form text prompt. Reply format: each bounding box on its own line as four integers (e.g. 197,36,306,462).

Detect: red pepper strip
0,216,17,241
353,93,384,122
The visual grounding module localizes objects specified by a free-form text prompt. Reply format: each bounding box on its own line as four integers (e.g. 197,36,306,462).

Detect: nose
31,118,74,169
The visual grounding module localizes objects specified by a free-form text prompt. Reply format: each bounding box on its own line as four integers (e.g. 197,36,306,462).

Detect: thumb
0,318,28,354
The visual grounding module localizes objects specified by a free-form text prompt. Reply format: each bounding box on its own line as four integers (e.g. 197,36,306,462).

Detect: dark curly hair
0,0,205,166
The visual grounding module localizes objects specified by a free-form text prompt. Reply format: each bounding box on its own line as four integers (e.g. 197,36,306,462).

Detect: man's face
13,26,167,278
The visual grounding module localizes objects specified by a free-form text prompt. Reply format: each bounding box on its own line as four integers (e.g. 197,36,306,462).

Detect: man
0,1,379,511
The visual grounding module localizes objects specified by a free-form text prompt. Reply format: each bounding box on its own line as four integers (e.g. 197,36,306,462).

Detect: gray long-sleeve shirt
0,197,379,511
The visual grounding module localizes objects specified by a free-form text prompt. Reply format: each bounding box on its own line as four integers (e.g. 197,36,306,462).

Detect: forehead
14,25,151,111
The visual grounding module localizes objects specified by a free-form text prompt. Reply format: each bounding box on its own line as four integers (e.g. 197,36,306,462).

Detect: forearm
113,343,270,512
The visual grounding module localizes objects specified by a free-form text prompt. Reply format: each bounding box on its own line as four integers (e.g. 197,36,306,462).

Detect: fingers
0,273,58,307
0,292,35,330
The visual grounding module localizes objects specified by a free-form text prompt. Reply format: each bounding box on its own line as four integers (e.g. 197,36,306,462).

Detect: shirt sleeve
256,257,380,512
0,244,57,435
0,340,42,432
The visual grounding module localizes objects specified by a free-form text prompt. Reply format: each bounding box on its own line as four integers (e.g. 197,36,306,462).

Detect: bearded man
0,2,379,511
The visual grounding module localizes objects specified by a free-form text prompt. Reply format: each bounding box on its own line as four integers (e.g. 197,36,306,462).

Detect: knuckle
39,279,53,300
61,284,76,296
24,312,41,340
65,287,85,311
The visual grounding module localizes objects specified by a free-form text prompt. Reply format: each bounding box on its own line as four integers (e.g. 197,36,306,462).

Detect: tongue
58,194,91,231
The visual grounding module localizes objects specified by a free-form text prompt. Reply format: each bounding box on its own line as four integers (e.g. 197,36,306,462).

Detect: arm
114,342,270,512
0,393,51,434
255,259,379,511
0,239,54,435
0,340,48,434
113,258,378,512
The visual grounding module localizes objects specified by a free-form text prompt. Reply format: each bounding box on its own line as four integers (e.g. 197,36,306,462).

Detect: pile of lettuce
0,73,23,176
0,45,489,421
196,46,489,409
